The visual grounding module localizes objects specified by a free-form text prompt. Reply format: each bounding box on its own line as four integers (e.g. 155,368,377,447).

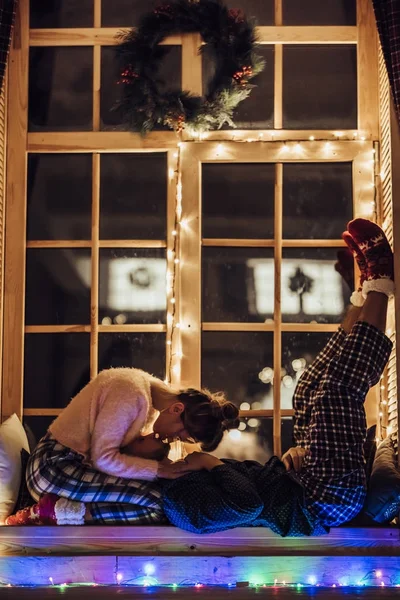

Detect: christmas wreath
116,0,265,134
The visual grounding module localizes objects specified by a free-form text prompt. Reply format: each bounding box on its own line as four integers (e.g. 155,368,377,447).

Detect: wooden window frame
1,0,389,459
180,140,375,455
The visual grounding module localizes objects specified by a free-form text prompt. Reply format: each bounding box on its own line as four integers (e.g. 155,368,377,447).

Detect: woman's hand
281,446,308,472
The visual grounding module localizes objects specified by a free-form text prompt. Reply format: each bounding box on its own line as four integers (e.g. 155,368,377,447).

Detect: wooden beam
0,526,398,557
23,409,62,416
90,154,100,378
29,29,182,46
179,148,201,388
2,0,29,421
202,323,339,333
29,27,357,47
273,163,283,457
182,33,202,96
0,71,6,416
180,141,373,163
202,239,346,247
167,149,179,386
274,0,283,129
27,132,179,152
258,26,357,44
24,325,166,333
26,240,167,248
357,0,379,138
27,132,374,152
195,131,371,142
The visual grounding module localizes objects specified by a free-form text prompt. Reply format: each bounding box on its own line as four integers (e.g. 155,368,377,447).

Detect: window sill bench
0,525,398,557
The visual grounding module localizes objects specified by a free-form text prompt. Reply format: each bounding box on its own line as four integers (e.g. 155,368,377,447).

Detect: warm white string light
166,143,184,386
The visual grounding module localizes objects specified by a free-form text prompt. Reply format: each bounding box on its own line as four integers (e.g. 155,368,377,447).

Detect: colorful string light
2,567,400,589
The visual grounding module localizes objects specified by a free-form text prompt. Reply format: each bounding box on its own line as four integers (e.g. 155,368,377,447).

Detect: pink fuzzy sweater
49,368,159,481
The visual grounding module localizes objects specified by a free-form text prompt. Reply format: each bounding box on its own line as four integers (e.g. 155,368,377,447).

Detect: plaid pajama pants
294,321,392,527
26,434,166,524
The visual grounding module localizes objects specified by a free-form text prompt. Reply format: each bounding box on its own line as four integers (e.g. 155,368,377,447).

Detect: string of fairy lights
2,566,400,589
165,141,184,386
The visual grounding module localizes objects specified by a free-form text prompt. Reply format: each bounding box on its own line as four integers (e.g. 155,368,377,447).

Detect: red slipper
5,493,58,525
347,218,394,298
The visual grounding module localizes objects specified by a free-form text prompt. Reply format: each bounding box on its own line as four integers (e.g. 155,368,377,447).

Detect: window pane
30,0,94,27
283,45,357,129
102,0,274,27
202,247,274,322
227,0,274,25
99,248,167,324
282,248,351,323
27,154,92,240
23,417,55,446
211,419,272,462
102,0,159,26
98,333,165,378
283,163,353,239
202,163,275,239
29,48,93,131
202,331,273,408
26,249,91,326
24,333,90,408
283,0,356,25
211,418,293,461
202,47,274,129
100,154,167,239
281,332,333,409
101,46,182,131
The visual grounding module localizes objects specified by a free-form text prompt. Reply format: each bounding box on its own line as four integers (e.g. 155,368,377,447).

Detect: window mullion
357,0,379,138
90,153,100,379
2,0,29,421
274,163,283,457
274,0,283,130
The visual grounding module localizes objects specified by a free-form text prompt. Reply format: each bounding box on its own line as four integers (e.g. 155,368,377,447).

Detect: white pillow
0,414,30,524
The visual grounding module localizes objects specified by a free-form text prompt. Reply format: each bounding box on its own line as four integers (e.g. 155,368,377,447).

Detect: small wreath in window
116,0,265,135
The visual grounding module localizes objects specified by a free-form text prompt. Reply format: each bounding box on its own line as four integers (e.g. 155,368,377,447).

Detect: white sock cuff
54,497,85,525
350,290,365,307
362,278,395,299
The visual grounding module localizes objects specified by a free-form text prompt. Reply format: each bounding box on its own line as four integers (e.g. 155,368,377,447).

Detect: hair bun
211,400,239,429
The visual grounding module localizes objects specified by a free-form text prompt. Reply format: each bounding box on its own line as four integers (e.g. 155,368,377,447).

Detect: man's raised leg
298,219,394,527
293,306,361,448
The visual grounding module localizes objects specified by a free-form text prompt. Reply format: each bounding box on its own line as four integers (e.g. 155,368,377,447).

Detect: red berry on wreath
228,8,245,24
119,66,139,85
233,65,253,86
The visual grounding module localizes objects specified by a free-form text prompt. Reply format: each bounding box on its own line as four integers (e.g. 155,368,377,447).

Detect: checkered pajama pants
294,321,392,527
26,434,166,524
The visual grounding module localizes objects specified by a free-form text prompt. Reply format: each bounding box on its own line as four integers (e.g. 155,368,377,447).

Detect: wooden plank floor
2,586,400,599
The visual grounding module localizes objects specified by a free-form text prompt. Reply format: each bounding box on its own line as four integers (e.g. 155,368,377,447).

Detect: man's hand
178,452,224,472
158,452,224,478
281,447,308,472
157,461,192,479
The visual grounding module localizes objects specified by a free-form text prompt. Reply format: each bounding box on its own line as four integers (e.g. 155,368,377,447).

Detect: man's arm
162,454,263,533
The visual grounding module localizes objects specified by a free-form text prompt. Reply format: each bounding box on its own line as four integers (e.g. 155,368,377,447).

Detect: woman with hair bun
6,369,238,525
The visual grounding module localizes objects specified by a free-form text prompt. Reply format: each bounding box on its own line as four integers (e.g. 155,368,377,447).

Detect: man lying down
7,219,394,537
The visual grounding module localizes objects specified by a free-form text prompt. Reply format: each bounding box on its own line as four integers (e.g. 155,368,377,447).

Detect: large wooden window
3,0,385,458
